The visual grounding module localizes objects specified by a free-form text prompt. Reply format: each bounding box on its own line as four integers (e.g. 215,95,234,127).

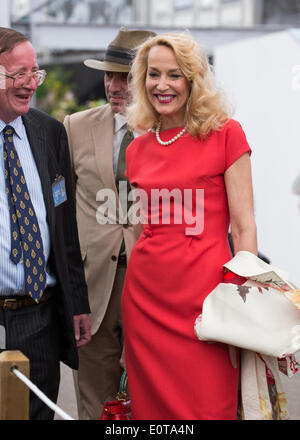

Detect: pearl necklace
155,122,186,146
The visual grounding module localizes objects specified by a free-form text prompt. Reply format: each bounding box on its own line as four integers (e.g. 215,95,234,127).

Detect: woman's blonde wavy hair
127,32,232,138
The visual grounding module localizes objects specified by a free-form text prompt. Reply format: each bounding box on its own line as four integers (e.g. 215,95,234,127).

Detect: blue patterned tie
3,125,46,302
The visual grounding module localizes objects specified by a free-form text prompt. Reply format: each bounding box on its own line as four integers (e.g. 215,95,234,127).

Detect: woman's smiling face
145,44,189,129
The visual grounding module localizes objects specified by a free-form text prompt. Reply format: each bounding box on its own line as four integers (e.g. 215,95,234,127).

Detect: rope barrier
11,367,74,420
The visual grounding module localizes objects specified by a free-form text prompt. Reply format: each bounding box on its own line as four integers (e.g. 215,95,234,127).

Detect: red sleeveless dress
122,119,251,419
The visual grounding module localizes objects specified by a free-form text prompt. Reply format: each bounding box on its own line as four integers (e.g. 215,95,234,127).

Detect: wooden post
0,351,30,420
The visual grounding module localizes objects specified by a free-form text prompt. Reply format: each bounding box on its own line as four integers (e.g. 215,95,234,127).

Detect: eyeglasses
0,70,47,88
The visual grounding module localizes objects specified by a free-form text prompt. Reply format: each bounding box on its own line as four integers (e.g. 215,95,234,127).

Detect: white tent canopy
214,29,300,284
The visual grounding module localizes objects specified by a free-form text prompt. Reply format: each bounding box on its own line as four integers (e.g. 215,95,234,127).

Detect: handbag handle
117,370,128,401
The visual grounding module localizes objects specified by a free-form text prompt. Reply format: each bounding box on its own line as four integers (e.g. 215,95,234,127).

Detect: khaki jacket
64,104,137,335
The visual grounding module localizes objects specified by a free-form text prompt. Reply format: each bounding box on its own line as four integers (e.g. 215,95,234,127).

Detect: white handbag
194,251,300,358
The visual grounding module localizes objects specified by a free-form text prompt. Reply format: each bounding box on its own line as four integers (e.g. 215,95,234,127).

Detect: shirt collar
114,112,127,134
0,116,23,139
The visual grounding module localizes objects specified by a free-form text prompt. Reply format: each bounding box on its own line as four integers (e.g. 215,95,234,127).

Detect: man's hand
73,314,91,348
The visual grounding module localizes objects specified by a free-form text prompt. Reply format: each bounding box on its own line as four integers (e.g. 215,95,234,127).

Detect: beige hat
84,27,156,73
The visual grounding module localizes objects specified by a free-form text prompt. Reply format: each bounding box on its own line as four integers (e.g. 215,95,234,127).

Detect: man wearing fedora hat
64,27,155,419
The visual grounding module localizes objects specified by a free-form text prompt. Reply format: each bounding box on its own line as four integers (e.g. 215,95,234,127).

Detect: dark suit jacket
22,108,90,369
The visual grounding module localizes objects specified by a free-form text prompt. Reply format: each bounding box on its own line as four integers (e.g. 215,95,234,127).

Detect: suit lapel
92,106,117,193
22,111,55,238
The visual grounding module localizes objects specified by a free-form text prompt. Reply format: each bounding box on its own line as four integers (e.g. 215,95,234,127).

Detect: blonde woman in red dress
121,33,257,420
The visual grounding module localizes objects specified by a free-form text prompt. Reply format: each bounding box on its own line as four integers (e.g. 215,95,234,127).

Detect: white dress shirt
0,116,55,295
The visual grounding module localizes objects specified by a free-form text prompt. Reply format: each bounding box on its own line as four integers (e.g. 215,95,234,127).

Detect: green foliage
36,66,106,121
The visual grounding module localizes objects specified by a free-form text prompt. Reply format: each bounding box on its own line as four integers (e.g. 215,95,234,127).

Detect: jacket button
111,255,117,261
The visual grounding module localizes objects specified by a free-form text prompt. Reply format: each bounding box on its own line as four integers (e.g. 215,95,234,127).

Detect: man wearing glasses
0,27,91,420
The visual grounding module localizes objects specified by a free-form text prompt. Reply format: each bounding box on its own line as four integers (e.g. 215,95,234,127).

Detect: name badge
52,175,67,207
